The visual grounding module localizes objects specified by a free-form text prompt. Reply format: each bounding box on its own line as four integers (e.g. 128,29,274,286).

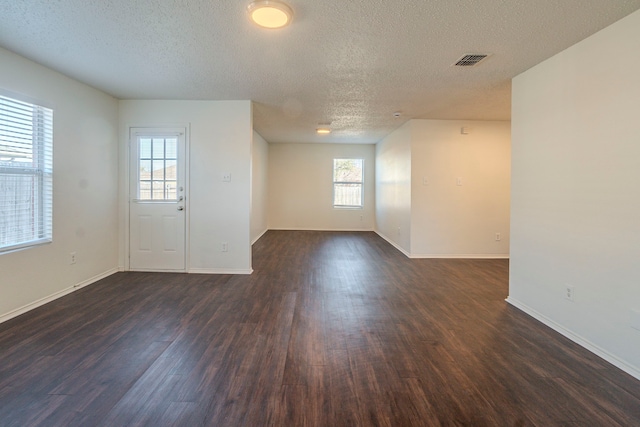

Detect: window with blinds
0,94,53,253
333,158,363,208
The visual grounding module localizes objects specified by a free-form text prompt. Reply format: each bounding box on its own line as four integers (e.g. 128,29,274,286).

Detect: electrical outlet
456,177,463,186
564,285,575,302
222,173,231,182
221,242,228,252
495,232,501,241
70,252,76,264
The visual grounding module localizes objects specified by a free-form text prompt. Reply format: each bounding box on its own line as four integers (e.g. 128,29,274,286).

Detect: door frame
124,125,190,272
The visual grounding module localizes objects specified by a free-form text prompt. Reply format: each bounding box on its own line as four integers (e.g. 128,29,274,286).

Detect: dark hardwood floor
1,231,639,426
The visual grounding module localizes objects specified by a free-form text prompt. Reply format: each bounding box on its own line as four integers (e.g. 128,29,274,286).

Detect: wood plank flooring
1,230,639,426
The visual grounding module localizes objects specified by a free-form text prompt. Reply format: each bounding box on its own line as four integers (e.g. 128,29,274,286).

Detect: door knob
177,206,184,211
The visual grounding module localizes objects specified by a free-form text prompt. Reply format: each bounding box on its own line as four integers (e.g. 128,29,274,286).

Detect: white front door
129,128,186,271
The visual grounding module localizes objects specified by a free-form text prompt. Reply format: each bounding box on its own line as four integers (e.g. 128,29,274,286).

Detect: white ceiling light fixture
316,122,331,135
248,0,293,29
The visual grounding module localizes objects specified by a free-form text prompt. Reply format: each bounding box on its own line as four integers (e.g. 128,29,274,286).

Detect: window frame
332,158,364,209
0,92,53,254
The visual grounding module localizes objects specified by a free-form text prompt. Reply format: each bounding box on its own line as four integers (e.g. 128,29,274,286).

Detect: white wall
268,143,376,231
251,130,269,243
0,47,119,321
410,120,510,257
375,122,412,253
119,100,253,274
509,10,640,378
375,119,510,257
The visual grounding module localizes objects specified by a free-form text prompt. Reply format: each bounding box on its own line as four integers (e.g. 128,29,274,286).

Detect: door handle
177,206,184,211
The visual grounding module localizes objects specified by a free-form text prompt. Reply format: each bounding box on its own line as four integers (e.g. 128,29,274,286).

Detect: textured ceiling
1,0,639,144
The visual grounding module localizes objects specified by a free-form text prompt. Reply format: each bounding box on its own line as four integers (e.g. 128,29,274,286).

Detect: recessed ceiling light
248,1,293,29
316,128,331,135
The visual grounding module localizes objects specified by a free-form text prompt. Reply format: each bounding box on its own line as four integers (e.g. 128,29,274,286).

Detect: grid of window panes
138,137,177,200
333,158,363,207
0,95,53,252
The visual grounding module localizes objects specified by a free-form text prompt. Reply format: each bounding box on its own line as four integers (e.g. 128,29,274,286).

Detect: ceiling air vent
453,54,489,67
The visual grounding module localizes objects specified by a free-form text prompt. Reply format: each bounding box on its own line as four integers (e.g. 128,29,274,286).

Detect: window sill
0,238,52,255
333,206,363,210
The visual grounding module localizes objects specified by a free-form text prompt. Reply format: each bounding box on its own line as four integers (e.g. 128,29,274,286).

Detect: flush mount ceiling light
316,128,331,135
248,0,293,29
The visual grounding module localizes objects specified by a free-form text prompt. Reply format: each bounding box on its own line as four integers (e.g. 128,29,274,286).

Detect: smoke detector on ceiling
453,54,490,67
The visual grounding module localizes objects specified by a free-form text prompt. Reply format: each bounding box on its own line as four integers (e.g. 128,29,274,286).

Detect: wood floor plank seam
0,230,639,426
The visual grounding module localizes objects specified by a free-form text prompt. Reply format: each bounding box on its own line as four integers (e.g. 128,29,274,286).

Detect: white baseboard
268,227,375,232
0,268,119,325
374,231,411,257
251,228,269,245
188,268,253,275
506,297,640,381
374,231,509,260
410,253,510,259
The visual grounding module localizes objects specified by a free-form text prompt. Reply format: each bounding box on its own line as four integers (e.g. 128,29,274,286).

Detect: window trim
0,91,53,254
332,158,364,209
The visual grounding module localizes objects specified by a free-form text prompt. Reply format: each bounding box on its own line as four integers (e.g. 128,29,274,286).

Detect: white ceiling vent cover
453,54,489,67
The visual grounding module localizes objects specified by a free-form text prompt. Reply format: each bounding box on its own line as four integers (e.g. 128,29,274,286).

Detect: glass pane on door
138,137,179,201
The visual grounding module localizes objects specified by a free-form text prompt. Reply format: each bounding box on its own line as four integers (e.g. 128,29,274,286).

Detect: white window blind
0,95,53,253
